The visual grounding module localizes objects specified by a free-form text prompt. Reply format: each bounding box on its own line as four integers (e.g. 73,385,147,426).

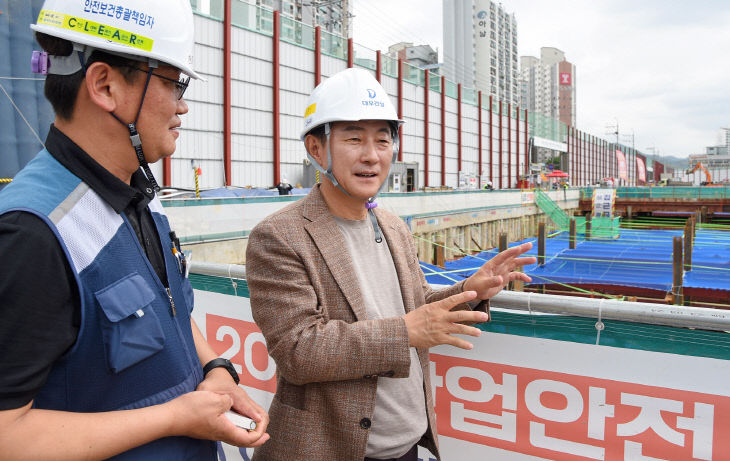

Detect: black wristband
203,357,240,384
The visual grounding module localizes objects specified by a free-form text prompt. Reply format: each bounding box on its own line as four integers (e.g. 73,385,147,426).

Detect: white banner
192,288,730,461
592,188,616,218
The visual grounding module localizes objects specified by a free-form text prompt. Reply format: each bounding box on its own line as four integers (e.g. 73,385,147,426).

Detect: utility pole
605,119,619,183
605,119,619,148
622,130,635,152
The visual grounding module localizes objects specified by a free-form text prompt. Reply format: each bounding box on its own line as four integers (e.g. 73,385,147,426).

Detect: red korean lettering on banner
206,314,277,393
431,354,730,460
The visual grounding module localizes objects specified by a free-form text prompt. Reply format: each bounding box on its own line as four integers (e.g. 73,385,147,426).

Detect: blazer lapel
302,187,369,321
379,212,417,314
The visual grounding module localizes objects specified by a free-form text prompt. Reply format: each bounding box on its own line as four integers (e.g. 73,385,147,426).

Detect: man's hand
403,291,487,350
463,242,536,300
195,368,270,447
166,390,269,447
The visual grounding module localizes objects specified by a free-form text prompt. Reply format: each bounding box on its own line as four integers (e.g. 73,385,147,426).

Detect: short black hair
35,32,139,120
306,124,327,145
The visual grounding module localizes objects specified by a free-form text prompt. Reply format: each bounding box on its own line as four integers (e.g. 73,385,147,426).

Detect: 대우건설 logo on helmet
362,89,384,108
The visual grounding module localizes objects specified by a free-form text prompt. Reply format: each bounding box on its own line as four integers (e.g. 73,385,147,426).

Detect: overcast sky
352,0,730,158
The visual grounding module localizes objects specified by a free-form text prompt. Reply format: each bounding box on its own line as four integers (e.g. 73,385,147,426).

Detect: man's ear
305,134,327,169
83,62,123,113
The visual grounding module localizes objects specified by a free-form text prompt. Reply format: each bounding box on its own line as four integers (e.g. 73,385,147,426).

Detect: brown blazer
246,185,467,461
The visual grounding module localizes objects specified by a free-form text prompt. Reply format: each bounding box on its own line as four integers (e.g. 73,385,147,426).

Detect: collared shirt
0,125,167,410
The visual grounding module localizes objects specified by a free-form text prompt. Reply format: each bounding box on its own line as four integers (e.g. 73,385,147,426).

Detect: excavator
686,162,722,186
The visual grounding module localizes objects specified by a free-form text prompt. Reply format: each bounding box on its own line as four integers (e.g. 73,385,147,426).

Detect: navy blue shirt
0,125,168,409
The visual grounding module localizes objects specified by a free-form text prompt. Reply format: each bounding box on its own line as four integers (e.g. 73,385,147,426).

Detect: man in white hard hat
246,68,534,460
0,1,268,459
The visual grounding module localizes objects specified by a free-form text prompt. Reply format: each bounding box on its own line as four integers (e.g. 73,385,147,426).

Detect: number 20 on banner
206,314,277,393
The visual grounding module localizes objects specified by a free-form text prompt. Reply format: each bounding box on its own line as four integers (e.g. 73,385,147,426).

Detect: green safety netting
534,189,620,239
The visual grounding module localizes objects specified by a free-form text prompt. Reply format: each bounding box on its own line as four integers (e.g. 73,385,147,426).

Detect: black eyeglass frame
124,65,190,100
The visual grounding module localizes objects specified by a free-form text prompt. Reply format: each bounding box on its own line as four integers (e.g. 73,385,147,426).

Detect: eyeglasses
126,66,190,100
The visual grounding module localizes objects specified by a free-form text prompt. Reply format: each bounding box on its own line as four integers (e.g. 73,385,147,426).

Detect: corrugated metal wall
2,1,638,191
173,7,531,191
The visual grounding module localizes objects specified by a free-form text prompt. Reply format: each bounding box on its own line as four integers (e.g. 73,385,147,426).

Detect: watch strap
203,357,240,384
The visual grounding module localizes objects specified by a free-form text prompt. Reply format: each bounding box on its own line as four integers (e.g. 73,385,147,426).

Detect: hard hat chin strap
64,44,162,191
108,62,162,192
305,123,352,197
306,122,400,244
365,132,399,244
35,41,165,191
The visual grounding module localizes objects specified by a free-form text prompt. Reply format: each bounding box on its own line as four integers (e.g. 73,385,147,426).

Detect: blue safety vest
0,150,216,460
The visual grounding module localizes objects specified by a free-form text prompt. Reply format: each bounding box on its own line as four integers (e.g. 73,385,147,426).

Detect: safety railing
581,186,730,200
188,261,730,332
280,16,315,49
534,188,570,229
401,61,425,86
352,43,377,71
536,189,620,238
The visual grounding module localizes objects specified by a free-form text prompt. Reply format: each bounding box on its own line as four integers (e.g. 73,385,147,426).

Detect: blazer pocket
95,273,166,373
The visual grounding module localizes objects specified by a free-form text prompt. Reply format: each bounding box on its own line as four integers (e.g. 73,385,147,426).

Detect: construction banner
592,188,616,218
637,157,647,183
190,280,730,461
616,150,628,180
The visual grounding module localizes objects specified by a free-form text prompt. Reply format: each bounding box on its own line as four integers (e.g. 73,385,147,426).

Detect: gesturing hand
463,242,536,300
403,290,488,350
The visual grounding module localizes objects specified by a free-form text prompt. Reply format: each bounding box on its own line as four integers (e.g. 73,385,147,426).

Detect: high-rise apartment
443,0,519,105
520,47,576,127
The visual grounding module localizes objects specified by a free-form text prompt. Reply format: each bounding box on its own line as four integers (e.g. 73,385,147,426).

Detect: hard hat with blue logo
300,68,402,140
301,68,404,243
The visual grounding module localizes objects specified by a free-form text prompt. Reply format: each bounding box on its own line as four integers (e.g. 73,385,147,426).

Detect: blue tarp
528,230,682,291
445,235,568,279
419,262,464,286
684,230,730,291
426,229,730,293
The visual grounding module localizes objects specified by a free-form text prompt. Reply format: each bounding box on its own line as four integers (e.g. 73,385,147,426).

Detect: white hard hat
300,67,402,140
31,0,201,79
301,68,404,244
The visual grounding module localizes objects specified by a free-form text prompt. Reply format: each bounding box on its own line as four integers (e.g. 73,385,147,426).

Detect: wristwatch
203,357,240,384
